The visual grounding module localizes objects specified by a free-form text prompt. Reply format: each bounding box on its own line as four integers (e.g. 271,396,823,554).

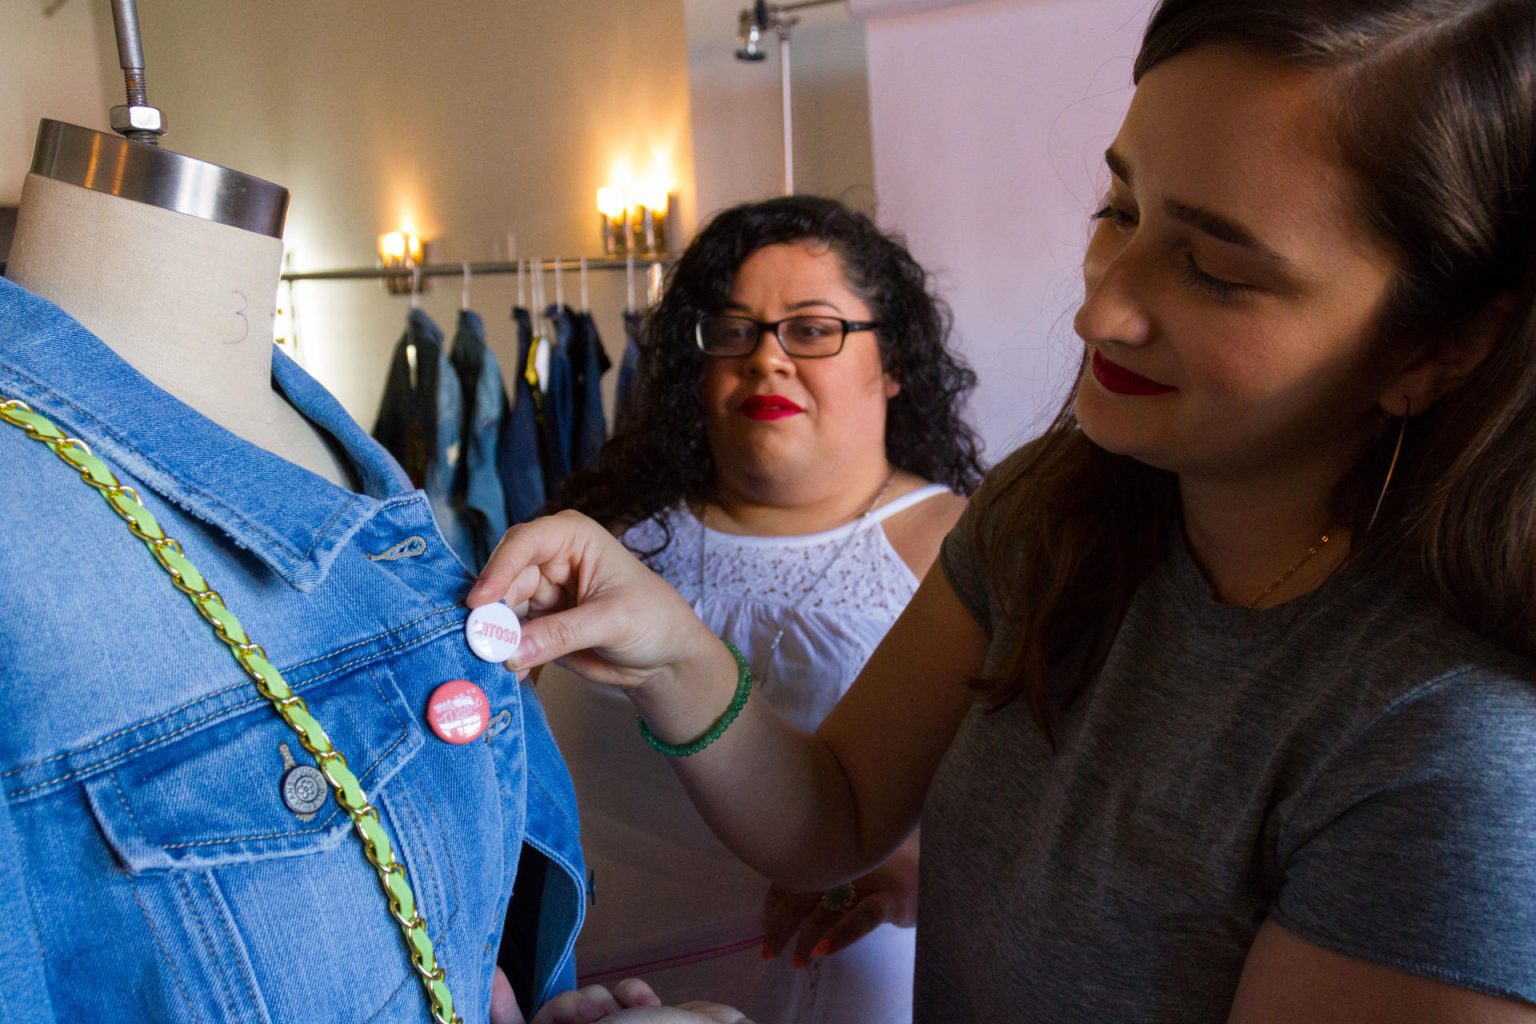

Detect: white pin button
465,602,522,662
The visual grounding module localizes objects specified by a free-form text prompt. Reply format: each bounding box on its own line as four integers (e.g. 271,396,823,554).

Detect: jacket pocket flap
83,665,423,872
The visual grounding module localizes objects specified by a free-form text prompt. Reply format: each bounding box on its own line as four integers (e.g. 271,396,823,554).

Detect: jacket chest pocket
34,660,462,1024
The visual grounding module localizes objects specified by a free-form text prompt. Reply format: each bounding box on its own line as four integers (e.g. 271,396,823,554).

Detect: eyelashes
1090,202,1249,304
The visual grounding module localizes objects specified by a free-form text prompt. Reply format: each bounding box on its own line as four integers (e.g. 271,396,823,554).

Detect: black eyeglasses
694,315,882,359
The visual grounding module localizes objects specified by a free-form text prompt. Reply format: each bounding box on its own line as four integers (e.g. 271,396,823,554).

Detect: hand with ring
760,832,920,968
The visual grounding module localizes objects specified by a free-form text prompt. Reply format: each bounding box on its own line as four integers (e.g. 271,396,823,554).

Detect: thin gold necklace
697,471,896,686
1245,526,1339,610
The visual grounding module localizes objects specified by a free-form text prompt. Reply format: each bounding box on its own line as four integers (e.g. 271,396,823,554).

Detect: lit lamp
378,230,426,295
597,186,629,255
631,179,671,255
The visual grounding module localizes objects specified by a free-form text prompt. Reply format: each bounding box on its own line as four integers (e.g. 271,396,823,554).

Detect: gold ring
821,882,857,913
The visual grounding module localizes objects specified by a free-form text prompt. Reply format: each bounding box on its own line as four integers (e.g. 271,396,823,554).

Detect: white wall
0,1,117,205
684,0,875,221
864,0,1154,460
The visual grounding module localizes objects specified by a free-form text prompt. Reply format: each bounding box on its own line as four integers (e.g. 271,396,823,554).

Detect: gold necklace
1245,526,1339,610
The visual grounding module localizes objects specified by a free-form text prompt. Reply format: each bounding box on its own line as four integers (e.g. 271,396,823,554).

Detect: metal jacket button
278,743,328,818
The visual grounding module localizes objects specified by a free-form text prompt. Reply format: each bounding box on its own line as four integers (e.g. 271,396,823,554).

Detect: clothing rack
280,256,669,283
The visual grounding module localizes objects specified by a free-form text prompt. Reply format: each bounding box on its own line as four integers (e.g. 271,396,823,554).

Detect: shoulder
880,472,968,578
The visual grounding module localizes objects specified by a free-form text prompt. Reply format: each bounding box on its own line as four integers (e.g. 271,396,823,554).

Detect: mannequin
4,143,352,487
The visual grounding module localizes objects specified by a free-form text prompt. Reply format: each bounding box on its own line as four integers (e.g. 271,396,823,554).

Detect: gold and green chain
0,397,462,1024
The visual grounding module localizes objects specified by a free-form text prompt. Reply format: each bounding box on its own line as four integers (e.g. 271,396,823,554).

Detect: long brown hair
981,0,1536,736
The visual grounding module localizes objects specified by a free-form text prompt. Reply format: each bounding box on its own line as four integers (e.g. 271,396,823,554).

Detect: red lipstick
1091,351,1175,396
740,394,805,421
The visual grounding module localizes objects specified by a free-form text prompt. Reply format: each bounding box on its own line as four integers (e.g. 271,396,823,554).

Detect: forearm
628,635,876,889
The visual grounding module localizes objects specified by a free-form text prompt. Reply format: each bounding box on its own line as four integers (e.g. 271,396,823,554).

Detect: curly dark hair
557,195,985,539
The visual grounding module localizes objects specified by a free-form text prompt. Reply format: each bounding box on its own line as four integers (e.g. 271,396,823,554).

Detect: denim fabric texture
0,277,583,1023
537,305,575,492
568,311,610,474
614,310,643,432
499,308,547,525
372,309,464,555
446,310,509,569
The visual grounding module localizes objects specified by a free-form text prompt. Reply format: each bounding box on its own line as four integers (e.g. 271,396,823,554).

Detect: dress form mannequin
4,135,352,488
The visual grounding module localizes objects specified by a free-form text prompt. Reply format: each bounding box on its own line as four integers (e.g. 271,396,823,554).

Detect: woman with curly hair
541,195,984,1022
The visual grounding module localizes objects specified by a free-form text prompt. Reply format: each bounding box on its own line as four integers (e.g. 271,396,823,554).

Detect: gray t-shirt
923,457,1536,1021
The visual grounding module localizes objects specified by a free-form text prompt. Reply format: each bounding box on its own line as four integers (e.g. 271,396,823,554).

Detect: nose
1074,233,1153,349
742,324,795,377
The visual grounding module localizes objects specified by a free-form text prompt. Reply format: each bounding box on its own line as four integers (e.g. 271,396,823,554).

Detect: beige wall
0,1,117,206
4,1,877,429
138,0,692,427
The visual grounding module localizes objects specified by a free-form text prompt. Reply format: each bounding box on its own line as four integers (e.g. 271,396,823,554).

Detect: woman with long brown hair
476,0,1536,1019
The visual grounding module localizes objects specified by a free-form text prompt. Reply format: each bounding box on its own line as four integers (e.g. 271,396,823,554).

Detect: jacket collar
0,275,411,592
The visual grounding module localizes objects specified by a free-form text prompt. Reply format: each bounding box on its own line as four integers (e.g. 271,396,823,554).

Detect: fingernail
792,954,805,969
811,939,831,959
761,941,775,961
578,999,606,1022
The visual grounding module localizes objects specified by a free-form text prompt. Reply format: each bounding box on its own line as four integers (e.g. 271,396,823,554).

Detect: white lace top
623,483,948,731
539,484,949,983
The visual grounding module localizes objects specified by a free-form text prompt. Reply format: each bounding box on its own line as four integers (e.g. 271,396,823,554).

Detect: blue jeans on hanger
538,305,576,494
615,309,644,432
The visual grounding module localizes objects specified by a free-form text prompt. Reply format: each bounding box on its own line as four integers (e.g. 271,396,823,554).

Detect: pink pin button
427,680,491,744
465,602,522,663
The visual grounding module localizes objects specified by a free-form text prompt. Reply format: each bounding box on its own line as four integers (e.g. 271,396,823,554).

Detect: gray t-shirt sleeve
941,449,1036,640
1273,668,1536,1003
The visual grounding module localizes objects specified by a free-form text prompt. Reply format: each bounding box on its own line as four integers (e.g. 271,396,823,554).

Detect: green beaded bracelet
636,637,753,757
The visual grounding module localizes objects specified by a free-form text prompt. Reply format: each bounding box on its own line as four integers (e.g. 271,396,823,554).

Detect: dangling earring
1367,399,1410,532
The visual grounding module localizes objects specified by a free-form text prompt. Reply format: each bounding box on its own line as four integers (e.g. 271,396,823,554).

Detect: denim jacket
0,277,583,1023
446,310,509,569
372,309,464,550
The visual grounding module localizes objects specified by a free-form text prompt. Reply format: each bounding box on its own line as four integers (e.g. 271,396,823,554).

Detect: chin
1075,392,1179,473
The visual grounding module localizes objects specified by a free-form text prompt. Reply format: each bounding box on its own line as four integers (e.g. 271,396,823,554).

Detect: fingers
529,984,623,1024
490,966,525,1024
470,512,597,608
609,978,664,1009
799,890,893,961
673,1003,756,1023
761,885,820,960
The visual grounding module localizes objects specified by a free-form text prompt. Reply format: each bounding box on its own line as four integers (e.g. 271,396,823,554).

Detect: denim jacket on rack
500,307,547,525
537,305,575,493
372,308,464,551
614,309,643,432
0,276,583,1023
568,310,610,474
446,309,509,569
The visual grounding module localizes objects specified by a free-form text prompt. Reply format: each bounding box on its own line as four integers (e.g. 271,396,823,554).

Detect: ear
1379,293,1516,417
883,372,901,400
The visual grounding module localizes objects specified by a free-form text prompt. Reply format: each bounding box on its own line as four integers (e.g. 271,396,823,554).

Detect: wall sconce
630,179,672,256
596,187,628,256
378,231,427,294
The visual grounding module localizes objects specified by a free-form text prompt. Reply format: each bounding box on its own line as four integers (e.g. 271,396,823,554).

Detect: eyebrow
1104,147,1293,267
722,298,844,313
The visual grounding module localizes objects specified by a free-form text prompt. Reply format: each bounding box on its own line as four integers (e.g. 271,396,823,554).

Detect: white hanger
460,261,471,311
625,253,636,313
554,258,565,311
517,258,527,311
409,265,421,311
579,257,590,312
647,261,663,308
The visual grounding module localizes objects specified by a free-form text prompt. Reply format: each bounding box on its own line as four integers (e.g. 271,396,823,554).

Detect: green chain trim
636,637,753,757
0,398,462,1024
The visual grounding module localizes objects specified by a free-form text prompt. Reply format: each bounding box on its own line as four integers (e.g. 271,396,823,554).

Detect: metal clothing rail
280,256,669,283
